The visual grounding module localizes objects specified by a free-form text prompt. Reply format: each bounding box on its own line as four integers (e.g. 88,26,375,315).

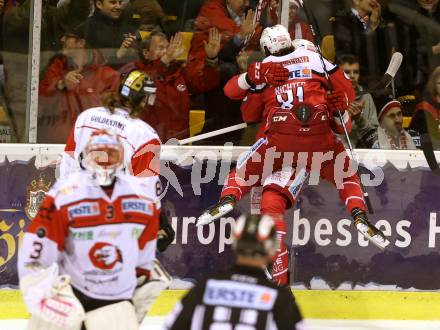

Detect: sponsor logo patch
122,198,153,215
288,168,309,199
289,68,312,79
68,202,100,219
71,230,94,240
237,138,267,169
203,280,278,310
89,242,123,270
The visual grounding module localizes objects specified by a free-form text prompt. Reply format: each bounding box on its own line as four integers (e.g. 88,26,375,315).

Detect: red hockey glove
326,90,349,115
246,62,289,86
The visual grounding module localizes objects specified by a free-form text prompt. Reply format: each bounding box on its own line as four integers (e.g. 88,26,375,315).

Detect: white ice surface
2,318,440,330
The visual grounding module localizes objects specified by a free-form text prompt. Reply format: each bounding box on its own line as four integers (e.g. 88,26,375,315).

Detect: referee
164,214,305,330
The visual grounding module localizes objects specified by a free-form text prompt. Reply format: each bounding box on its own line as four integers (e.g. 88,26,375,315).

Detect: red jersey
224,47,355,151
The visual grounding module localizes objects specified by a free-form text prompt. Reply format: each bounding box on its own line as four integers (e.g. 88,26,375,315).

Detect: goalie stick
298,0,375,214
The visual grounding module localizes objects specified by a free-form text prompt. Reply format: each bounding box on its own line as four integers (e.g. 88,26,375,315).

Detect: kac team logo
89,242,123,270
25,176,51,220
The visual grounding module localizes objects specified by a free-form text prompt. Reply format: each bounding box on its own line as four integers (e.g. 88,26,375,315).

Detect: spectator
338,54,379,148
373,94,416,149
122,0,165,30
331,0,389,84
120,30,221,141
416,0,440,24
415,0,440,79
410,66,440,149
83,0,138,68
38,25,120,143
164,214,305,330
188,0,261,144
2,0,90,142
267,0,313,41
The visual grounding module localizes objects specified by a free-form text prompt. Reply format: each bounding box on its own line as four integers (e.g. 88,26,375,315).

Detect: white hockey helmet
292,38,316,52
260,24,293,55
82,130,124,186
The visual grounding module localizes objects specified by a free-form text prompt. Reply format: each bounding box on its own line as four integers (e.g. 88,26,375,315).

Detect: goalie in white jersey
59,69,174,323
18,131,163,329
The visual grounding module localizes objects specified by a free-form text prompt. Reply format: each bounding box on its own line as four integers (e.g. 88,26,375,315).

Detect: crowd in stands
0,0,437,151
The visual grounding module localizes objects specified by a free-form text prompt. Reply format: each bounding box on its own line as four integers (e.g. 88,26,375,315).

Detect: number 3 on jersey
276,86,304,109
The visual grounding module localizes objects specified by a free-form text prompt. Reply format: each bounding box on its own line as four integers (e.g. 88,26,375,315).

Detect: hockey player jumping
197,25,388,285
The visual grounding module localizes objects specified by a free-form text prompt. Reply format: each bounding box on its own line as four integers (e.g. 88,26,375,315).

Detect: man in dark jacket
83,0,138,68
164,214,305,330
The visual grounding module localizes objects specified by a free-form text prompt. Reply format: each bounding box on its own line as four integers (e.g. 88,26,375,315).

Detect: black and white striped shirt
164,265,305,330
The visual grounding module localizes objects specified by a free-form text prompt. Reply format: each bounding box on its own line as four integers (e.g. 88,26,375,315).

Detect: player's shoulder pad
117,173,161,202
287,48,337,74
131,118,161,143
49,172,89,199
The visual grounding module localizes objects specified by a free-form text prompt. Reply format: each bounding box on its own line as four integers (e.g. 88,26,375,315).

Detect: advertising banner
1,155,439,291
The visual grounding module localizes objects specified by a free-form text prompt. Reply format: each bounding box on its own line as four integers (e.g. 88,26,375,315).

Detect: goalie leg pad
84,301,138,330
27,314,82,330
133,259,172,323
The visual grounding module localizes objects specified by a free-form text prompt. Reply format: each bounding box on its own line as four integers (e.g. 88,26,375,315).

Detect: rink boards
0,145,440,320
1,289,440,320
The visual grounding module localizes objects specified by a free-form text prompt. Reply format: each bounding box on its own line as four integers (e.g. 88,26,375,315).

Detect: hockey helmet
119,70,156,108
260,25,293,55
82,130,124,186
292,38,316,52
232,214,277,258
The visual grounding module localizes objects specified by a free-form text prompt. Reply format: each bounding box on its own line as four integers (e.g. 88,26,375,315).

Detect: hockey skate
196,195,236,227
352,208,389,249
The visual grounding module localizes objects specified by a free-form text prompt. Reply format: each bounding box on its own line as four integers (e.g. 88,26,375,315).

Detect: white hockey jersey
61,106,161,178
18,171,160,302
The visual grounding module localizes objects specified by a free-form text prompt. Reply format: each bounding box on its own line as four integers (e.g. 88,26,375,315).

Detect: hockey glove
20,264,85,329
326,90,349,115
246,62,289,86
157,211,175,252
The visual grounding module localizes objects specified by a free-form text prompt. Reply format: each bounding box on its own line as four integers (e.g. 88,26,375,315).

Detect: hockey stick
357,52,403,96
299,0,375,213
421,134,440,175
178,122,248,145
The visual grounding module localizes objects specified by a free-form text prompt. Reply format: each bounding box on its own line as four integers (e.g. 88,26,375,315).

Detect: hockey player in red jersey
18,131,161,329
197,25,388,286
